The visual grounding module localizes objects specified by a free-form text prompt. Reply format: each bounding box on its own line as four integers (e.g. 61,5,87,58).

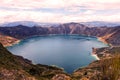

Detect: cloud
0,9,120,23
0,0,120,23
0,0,120,10
0,9,64,23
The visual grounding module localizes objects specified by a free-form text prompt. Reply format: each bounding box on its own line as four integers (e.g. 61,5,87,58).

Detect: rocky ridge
0,23,120,46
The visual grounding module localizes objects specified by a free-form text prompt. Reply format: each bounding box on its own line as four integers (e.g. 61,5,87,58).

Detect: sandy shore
92,54,100,60
4,40,20,47
97,37,108,44
91,37,108,60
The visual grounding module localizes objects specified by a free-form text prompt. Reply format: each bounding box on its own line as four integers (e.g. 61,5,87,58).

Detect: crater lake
7,35,108,73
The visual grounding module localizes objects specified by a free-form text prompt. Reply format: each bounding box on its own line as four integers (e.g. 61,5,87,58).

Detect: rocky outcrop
52,74,71,80
92,47,120,59
0,34,19,47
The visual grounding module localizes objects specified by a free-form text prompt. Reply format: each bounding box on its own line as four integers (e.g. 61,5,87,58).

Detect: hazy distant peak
0,21,59,27
81,21,120,27
0,21,39,27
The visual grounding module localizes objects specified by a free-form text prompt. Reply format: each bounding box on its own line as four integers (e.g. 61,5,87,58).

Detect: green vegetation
0,43,66,80
99,54,120,80
73,47,120,80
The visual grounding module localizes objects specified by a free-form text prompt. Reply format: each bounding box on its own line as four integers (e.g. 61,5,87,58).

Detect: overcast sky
0,0,120,23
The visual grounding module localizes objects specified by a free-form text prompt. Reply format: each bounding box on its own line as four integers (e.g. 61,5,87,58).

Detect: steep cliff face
100,27,120,46
0,25,49,39
0,23,120,46
0,43,69,80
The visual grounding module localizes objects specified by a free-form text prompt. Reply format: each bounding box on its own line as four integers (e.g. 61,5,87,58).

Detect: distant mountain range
0,21,120,27
80,21,120,27
0,21,59,27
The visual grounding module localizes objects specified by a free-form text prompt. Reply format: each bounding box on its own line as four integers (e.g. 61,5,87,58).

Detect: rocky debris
52,74,71,80
0,68,36,80
72,60,101,80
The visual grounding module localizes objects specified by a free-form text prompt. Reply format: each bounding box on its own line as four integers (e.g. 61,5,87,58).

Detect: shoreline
97,37,112,46
4,35,110,72
91,54,100,60
5,40,20,47
97,37,108,44
6,35,106,61
92,37,110,60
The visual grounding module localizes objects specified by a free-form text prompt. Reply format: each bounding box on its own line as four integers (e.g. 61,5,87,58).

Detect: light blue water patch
7,35,108,73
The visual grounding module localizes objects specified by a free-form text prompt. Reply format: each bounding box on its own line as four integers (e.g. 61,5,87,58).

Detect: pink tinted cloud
0,0,120,10
0,9,120,23
84,2,120,10
0,0,65,9
0,10,64,23
0,0,120,23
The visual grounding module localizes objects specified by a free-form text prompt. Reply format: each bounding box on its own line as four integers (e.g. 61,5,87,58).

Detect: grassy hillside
0,43,70,80
73,47,120,80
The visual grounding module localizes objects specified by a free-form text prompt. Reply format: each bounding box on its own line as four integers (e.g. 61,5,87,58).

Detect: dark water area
7,35,108,73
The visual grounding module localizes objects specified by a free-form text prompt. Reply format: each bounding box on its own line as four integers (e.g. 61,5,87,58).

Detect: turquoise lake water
7,35,108,73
